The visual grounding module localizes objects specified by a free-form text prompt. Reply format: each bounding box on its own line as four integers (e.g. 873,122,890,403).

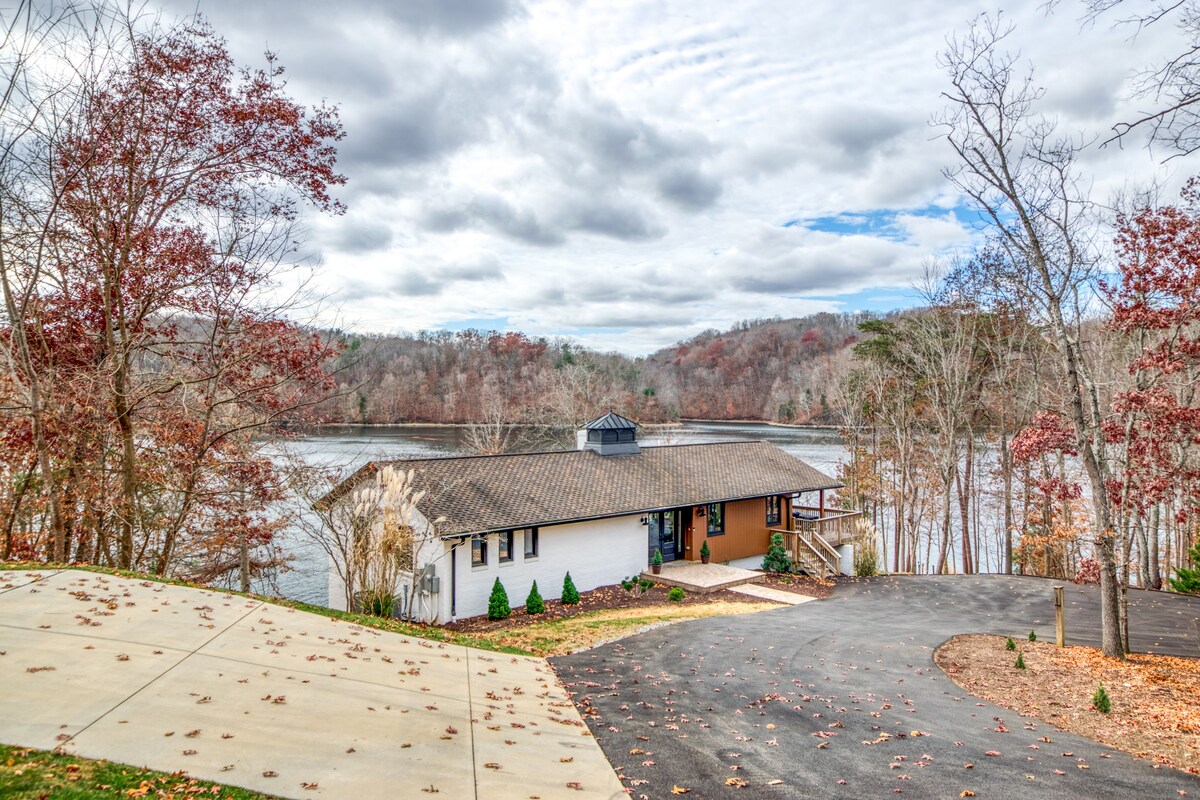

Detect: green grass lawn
0,743,279,799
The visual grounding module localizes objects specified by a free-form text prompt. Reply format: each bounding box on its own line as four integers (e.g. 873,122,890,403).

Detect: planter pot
651,563,662,575
700,555,710,564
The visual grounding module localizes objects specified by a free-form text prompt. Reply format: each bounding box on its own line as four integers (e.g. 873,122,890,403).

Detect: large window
766,495,782,526
523,528,539,559
498,531,514,563
471,535,487,567
706,502,725,536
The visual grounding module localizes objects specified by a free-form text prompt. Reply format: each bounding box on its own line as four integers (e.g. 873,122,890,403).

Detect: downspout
450,539,459,619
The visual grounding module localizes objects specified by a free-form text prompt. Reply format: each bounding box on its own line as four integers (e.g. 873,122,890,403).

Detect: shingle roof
322,441,841,538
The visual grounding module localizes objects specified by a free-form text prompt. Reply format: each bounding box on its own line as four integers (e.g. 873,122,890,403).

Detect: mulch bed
445,582,762,633
444,572,835,634
936,633,1200,775
756,572,835,598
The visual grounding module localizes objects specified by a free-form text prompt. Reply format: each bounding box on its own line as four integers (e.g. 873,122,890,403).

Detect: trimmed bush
761,532,791,573
1005,636,1016,651
1015,652,1026,670
651,548,663,566
639,577,654,593
668,586,685,602
620,577,634,592
1028,630,1037,642
487,578,511,620
525,580,544,615
562,572,580,605
1092,683,1111,714
699,540,711,559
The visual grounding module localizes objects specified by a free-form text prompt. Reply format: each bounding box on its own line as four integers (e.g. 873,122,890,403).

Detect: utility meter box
420,564,439,594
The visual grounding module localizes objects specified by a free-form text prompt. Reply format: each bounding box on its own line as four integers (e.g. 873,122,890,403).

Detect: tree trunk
1149,504,1162,590
957,435,975,573
1001,425,1013,574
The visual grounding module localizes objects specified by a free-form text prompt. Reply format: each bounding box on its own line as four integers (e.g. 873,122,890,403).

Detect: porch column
819,488,826,518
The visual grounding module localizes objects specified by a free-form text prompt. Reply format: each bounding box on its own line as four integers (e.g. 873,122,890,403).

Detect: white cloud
170,0,1189,354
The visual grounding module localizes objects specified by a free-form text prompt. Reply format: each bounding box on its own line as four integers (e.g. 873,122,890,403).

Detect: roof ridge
374,438,769,467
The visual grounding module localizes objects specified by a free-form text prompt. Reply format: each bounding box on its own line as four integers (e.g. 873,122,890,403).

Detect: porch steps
642,562,764,594
793,547,838,579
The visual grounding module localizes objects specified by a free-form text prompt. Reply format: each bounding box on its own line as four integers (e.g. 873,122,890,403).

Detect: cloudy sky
165,0,1185,354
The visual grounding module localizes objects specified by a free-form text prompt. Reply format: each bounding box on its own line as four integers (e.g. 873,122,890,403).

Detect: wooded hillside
307,312,877,426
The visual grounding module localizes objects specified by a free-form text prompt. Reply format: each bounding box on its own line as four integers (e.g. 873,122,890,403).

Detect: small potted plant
651,548,663,575
700,539,711,564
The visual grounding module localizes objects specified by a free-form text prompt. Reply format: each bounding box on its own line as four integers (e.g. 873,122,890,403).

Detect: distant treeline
304,312,885,426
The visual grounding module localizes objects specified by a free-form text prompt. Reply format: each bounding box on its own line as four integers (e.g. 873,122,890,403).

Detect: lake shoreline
291,419,842,432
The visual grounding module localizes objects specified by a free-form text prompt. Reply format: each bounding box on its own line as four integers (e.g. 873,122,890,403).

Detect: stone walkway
728,583,816,604
0,569,624,800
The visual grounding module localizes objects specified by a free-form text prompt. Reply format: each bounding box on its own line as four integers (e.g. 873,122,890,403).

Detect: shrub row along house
319,412,855,623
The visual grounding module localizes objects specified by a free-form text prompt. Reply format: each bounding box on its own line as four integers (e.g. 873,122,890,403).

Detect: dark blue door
659,512,677,562
648,512,680,563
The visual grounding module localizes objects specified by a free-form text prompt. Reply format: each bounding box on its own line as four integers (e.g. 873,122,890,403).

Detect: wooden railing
791,507,862,548
771,528,839,577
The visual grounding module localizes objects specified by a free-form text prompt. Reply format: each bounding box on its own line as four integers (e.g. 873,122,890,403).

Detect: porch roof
321,440,841,538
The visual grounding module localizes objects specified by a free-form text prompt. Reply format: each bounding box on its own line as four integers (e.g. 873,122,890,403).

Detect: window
706,503,725,536
498,531,514,563
766,495,782,526
523,528,539,558
471,535,487,567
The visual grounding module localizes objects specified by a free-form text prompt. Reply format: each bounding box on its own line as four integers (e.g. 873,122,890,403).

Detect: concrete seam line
466,646,479,800
0,620,194,652
61,597,265,746
0,569,63,595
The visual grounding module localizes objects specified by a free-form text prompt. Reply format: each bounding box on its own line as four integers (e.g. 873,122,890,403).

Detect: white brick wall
436,514,649,623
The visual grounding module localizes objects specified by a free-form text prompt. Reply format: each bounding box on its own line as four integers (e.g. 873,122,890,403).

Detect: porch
642,561,764,594
791,505,861,548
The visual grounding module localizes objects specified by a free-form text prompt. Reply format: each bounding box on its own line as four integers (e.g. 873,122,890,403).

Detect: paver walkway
646,562,762,593
553,575,1200,799
0,569,624,800
728,583,816,604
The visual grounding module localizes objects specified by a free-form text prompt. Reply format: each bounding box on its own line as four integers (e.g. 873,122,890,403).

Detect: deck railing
771,527,839,577
767,506,863,577
791,506,862,548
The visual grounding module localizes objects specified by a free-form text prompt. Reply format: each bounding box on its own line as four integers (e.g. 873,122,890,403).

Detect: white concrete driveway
0,569,624,800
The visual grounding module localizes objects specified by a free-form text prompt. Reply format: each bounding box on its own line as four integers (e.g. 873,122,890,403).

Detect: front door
661,511,678,562
648,511,684,562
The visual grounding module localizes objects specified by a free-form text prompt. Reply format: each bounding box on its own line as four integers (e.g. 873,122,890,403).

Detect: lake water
267,422,850,605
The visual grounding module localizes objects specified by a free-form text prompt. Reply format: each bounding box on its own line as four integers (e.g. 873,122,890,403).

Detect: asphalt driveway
551,575,1200,799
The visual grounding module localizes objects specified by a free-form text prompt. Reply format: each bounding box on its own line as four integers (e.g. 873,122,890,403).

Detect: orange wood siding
698,495,786,563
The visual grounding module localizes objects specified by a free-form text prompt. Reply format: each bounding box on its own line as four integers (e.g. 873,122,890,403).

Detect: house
320,412,858,623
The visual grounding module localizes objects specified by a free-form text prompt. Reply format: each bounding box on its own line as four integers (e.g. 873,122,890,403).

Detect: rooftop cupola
577,411,640,456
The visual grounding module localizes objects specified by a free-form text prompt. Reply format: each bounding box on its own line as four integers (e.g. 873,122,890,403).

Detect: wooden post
818,488,826,518
1054,585,1065,647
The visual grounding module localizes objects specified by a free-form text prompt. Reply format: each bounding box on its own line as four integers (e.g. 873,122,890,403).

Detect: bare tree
1074,0,1200,158
936,14,1125,657
461,388,533,455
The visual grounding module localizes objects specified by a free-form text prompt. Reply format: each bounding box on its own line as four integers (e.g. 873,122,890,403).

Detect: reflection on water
266,422,849,606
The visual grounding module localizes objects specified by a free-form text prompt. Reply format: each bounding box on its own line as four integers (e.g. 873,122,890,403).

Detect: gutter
435,484,844,540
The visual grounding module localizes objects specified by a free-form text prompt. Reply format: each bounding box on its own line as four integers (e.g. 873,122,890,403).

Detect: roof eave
436,482,844,539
